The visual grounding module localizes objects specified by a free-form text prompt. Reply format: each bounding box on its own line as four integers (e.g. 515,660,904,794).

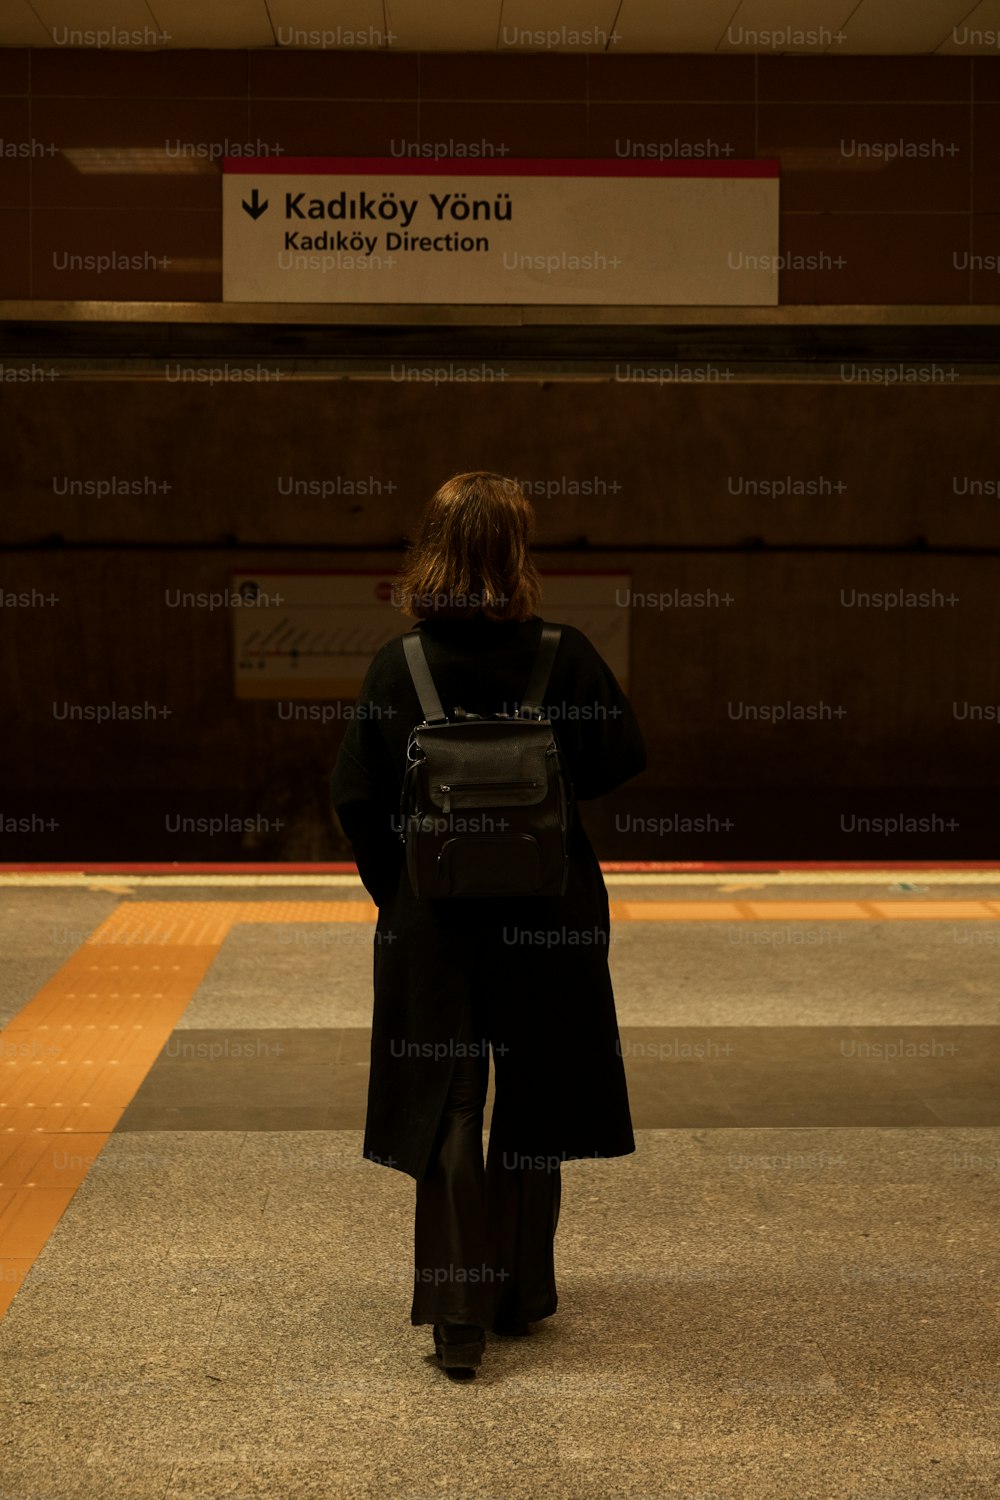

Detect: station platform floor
1,867,998,1499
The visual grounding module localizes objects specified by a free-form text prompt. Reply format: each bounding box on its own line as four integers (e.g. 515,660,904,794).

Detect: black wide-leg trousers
410,1008,562,1329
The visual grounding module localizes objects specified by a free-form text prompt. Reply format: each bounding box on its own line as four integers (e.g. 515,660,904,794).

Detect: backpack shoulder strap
402,629,448,724
520,624,562,719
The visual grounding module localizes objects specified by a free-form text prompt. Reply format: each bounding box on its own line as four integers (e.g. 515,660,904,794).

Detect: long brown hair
394,471,543,621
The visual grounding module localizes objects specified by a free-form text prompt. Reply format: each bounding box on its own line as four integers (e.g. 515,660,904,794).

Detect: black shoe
432,1323,485,1377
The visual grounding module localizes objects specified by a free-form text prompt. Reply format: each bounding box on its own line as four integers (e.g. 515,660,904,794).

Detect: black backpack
398,623,572,899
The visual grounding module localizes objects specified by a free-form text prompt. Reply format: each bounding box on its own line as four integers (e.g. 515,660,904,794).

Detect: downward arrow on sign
242,188,268,220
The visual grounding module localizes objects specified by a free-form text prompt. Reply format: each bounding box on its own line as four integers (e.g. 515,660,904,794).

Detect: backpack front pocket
437,834,542,896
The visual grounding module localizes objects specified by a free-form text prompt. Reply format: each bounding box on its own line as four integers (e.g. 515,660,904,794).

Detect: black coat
329,611,647,1181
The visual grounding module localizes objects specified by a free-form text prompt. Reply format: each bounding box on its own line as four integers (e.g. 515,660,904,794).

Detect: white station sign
222,156,779,305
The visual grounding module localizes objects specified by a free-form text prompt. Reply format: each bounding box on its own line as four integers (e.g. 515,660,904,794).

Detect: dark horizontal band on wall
1,788,997,863
5,309,1000,366
5,302,1000,325
4,539,1000,555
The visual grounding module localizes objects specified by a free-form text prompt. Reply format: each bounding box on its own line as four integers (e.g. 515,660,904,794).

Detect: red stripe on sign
223,156,780,178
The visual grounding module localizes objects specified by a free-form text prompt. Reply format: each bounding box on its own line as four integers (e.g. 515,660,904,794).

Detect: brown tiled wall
0,49,998,303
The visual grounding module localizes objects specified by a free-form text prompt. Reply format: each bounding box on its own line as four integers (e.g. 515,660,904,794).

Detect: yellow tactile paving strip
2,892,1000,1317
615,900,1000,921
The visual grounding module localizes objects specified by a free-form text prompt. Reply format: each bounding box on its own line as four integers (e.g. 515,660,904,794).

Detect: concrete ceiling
2,0,1000,53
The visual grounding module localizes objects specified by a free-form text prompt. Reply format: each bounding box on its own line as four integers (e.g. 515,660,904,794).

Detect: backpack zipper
438,780,541,791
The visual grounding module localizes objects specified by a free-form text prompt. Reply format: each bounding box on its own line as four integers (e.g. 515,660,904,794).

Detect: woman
330,471,646,1381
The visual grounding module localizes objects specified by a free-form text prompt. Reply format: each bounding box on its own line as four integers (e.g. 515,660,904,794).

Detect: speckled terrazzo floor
1,878,998,1499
